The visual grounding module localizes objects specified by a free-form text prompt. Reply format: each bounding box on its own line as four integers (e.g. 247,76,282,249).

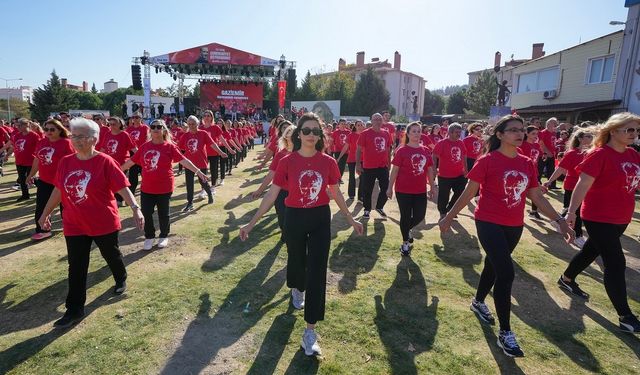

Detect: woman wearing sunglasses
240,112,363,357
26,119,75,240
97,117,137,206
121,120,208,250
559,113,640,334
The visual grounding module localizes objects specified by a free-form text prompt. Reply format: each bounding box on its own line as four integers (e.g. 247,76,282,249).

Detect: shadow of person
329,220,384,294
510,263,601,372
161,243,286,375
374,257,438,375
0,249,151,336
282,348,320,374
477,323,526,375
247,307,297,375
433,221,482,289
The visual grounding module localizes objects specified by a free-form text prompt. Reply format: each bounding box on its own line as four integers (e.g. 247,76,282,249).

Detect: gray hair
371,113,382,120
70,117,100,141
448,122,463,133
187,115,200,125
546,117,558,126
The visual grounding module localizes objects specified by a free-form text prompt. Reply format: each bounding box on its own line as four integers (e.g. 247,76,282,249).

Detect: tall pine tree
351,67,390,116
30,70,79,121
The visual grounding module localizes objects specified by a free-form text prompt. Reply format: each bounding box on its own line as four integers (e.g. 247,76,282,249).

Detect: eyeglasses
580,134,593,138
150,125,164,130
70,134,92,140
619,127,639,134
44,127,57,132
300,127,323,136
503,128,525,133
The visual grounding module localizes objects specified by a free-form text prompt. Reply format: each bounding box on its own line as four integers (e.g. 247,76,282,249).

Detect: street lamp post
0,77,23,121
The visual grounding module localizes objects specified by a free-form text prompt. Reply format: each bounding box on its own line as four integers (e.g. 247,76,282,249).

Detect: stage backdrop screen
291,100,341,124
200,82,264,115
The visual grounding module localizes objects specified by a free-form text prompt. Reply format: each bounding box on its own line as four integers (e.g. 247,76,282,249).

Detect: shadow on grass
282,349,320,374
161,243,287,374
433,220,482,290
329,220,384,294
0,249,151,336
477,323,525,375
374,257,438,375
246,307,297,375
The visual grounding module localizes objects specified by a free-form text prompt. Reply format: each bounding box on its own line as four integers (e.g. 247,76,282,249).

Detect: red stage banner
278,81,287,109
200,82,264,117
149,43,278,67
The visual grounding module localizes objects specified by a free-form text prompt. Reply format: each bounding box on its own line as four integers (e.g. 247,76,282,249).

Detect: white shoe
157,237,168,248
143,239,154,251
573,236,587,249
197,190,207,200
550,220,562,233
216,180,224,187
291,288,305,309
301,328,321,356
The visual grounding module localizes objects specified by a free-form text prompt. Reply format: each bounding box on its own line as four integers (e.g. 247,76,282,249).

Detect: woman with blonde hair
559,113,640,333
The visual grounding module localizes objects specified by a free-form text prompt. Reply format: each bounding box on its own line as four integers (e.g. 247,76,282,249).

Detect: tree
465,70,496,116
351,67,390,116
0,98,31,120
423,89,445,115
296,71,317,101
30,70,80,122
74,91,103,109
322,72,355,114
446,90,467,114
99,87,142,117
91,83,98,94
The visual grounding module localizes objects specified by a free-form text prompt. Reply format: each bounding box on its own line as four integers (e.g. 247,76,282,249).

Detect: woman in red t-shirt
560,113,640,333
337,120,365,201
122,119,209,250
543,128,593,247
463,123,485,171
0,118,40,201
240,112,363,357
26,119,75,240
387,122,436,256
98,117,137,205
38,118,144,329
427,124,443,148
170,118,187,175
220,119,241,176
439,115,573,358
258,119,292,170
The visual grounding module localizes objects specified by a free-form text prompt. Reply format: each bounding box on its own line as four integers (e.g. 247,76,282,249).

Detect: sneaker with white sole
497,330,524,357
157,238,168,248
143,239,154,251
400,242,411,257
470,298,495,325
619,314,640,334
301,328,321,356
114,280,127,295
291,288,305,309
375,208,387,219
557,276,589,299
573,236,587,249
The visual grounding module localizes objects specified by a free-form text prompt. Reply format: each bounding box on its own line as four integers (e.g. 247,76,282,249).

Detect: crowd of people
0,108,639,359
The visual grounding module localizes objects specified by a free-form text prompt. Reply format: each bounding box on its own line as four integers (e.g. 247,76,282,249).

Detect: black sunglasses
300,127,323,136
44,127,57,132
149,125,164,130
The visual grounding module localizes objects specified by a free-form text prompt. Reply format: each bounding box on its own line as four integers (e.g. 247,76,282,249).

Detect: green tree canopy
30,70,79,122
423,89,445,115
351,67,390,116
445,90,468,114
465,70,496,116
296,71,317,101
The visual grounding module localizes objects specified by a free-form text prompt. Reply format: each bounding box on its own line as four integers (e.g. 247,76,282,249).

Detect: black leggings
396,192,427,242
141,192,172,239
64,231,127,314
219,147,228,180
346,162,364,200
128,164,142,194
207,155,220,186
285,205,331,325
564,220,631,316
475,220,524,331
361,167,389,211
184,168,211,204
563,190,583,237
437,175,467,215
16,164,31,198
274,189,288,233
333,152,347,177
35,180,59,233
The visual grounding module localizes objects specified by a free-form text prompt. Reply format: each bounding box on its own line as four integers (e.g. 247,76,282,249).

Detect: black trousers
35,180,59,233
475,220,524,331
333,152,347,177
466,157,476,173
396,192,427,242
437,175,467,214
184,168,211,204
563,190,583,237
64,231,127,314
219,147,228,180
564,220,631,316
207,155,220,186
361,167,389,211
538,156,556,187
346,162,364,200
128,164,142,195
141,192,172,239
16,164,31,198
274,189,288,234
285,205,332,325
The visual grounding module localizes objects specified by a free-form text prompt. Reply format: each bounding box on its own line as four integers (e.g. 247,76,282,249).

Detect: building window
586,55,615,84
516,67,559,93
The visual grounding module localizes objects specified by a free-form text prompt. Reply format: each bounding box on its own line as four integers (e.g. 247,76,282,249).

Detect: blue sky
0,0,629,92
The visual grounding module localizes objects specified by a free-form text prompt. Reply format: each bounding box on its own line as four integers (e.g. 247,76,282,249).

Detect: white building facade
0,86,33,103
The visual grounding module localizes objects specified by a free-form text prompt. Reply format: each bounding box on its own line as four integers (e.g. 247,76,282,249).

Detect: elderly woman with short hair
38,118,144,329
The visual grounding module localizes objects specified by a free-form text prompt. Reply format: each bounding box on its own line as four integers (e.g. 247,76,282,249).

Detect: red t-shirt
200,124,222,156
578,145,640,224
125,124,150,148
392,145,433,194
269,125,276,138
131,141,184,194
178,130,214,169
34,137,75,184
357,128,392,169
99,126,110,141
463,136,484,160
468,151,539,226
347,132,360,163
267,135,278,153
269,148,290,172
427,134,442,146
11,131,40,166
0,126,10,148
558,149,585,191
274,151,340,208
54,153,129,236
420,134,434,149
382,123,396,138
433,138,467,178
538,129,557,156
170,126,186,145
221,130,232,143
518,141,543,164
331,129,350,153
98,131,135,165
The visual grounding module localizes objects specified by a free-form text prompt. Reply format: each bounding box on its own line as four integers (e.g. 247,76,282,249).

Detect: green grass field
1,147,639,375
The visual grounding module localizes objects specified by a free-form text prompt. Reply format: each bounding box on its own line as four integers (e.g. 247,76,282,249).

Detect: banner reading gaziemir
200,82,264,117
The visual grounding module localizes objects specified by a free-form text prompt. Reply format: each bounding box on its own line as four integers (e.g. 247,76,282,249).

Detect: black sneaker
400,242,411,257
53,311,85,328
114,280,127,295
16,196,30,202
619,314,640,333
208,194,214,204
470,298,495,325
375,209,387,219
557,276,589,299
181,203,194,213
528,211,542,220
362,210,370,219
497,330,524,358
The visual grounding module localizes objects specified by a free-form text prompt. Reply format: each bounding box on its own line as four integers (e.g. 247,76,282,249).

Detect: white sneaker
143,239,154,251
573,236,587,249
301,328,321,356
550,220,562,233
157,237,169,248
197,190,207,200
216,180,224,187
291,288,305,309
